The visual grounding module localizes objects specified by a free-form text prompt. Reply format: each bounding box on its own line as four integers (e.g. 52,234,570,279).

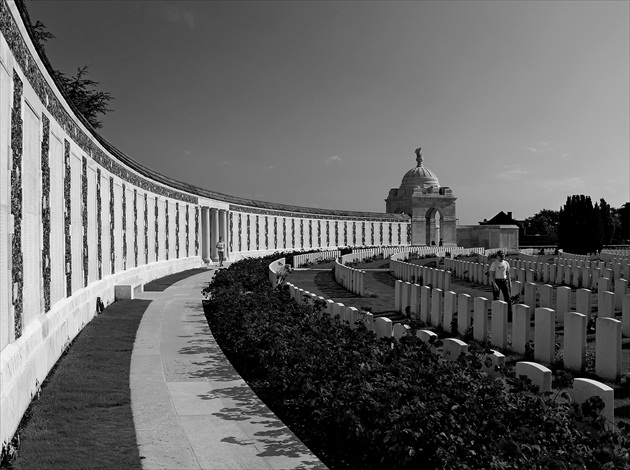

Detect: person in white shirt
489,250,512,319
216,237,225,267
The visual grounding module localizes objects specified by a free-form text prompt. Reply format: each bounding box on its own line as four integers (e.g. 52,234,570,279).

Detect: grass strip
5,300,150,470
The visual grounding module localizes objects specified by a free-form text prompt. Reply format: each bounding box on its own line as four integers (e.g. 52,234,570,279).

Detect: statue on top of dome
415,147,423,167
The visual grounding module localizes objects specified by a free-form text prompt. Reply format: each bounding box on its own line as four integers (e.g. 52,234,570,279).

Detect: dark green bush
203,255,630,470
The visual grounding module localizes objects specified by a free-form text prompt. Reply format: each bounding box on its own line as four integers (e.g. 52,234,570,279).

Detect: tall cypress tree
558,195,603,254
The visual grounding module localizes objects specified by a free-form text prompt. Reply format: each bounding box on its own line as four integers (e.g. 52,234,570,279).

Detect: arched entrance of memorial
426,207,441,245
385,148,457,246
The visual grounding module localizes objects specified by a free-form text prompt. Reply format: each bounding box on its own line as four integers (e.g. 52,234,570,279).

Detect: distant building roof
479,211,519,225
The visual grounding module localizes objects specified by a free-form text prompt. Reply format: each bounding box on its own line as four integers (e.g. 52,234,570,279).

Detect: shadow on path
144,267,209,291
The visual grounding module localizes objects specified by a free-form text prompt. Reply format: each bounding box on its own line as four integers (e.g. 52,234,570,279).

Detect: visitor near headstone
489,250,513,319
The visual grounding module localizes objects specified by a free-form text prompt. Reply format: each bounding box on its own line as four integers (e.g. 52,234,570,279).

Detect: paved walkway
130,267,326,470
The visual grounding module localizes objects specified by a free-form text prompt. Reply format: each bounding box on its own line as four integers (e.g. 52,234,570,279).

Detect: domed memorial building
385,148,457,246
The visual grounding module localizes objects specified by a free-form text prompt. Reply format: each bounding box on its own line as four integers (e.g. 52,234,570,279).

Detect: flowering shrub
203,255,629,470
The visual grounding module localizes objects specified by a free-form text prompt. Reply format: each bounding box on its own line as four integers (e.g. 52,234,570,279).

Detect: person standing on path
489,250,512,319
216,237,225,267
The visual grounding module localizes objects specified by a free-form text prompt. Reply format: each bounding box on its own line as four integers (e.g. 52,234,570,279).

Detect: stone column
210,208,219,262
201,207,210,264
219,209,229,260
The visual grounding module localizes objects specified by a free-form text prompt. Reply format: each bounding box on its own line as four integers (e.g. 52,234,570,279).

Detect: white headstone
563,312,587,372
490,300,508,350
347,306,359,329
457,293,472,336
614,278,627,310
623,294,630,337
556,286,571,317
393,323,410,342
595,317,622,381
473,297,489,342
512,304,532,355
567,378,614,426
515,361,552,393
524,282,537,310
598,291,615,319
481,350,505,378
539,284,553,308
443,291,457,333
534,307,556,365
417,329,438,354
576,288,592,324
409,284,420,318
431,288,443,327
374,316,393,340
420,285,431,323
443,338,468,362
332,302,345,320
362,311,374,331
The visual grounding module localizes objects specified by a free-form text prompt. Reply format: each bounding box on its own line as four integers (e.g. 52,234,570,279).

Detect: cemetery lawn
3,299,147,470
287,255,630,427
3,268,208,469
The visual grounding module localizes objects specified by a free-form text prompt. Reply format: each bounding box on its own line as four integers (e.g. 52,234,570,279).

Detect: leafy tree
598,198,624,246
618,202,630,243
30,20,55,52
522,209,559,241
53,67,113,129
558,195,602,254
18,1,114,129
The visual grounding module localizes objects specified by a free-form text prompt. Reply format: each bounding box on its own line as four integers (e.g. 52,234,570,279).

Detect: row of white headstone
600,250,630,264
449,255,625,291
390,258,452,292
293,250,341,267
392,280,624,380
334,256,366,295
444,257,630,335
284,281,616,426
383,245,485,259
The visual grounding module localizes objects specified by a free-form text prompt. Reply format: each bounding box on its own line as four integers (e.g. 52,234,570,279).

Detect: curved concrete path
131,267,326,470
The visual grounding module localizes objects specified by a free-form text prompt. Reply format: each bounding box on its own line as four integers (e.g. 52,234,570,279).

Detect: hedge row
202,255,629,470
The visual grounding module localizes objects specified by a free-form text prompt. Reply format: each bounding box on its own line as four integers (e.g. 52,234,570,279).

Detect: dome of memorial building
399,148,439,190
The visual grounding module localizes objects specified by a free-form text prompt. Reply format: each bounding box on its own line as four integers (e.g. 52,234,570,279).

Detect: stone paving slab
131,267,327,470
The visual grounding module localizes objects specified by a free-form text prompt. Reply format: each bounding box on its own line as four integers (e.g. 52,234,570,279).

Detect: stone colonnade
201,207,230,263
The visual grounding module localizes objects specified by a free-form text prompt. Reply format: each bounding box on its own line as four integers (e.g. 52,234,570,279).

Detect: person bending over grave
489,250,512,320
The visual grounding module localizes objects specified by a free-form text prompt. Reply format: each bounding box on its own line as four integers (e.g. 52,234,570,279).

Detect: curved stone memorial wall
0,0,411,445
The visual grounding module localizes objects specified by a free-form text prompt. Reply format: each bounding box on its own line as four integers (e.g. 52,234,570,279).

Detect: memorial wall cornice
3,0,407,220
229,204,410,222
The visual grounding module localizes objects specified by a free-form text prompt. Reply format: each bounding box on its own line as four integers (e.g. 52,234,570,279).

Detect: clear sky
27,0,629,225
